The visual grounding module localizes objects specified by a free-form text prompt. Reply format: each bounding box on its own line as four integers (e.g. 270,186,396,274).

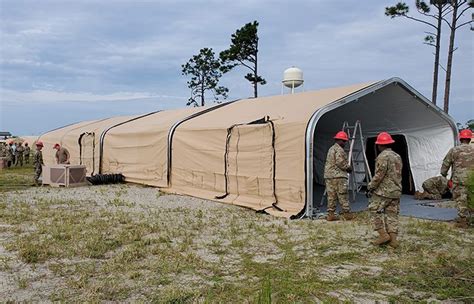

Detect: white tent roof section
305,78,457,217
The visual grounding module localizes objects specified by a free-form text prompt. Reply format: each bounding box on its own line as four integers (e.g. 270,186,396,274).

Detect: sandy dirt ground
0,183,472,303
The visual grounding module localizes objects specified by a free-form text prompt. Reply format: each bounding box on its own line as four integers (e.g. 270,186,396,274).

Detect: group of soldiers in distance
324,129,473,248
1,140,70,186
0,141,31,167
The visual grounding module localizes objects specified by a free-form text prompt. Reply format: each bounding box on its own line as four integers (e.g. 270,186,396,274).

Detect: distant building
0,132,12,140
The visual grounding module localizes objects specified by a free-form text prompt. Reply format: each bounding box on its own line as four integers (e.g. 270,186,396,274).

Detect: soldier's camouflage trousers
24,154,30,164
15,154,23,166
368,193,400,233
325,178,350,213
452,184,469,218
34,166,42,185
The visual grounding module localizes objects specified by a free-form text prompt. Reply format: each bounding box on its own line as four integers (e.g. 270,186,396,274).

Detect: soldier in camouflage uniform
414,175,449,200
440,129,474,228
24,143,31,164
324,131,354,221
33,141,44,186
367,132,402,248
6,143,14,168
0,143,6,157
15,142,25,166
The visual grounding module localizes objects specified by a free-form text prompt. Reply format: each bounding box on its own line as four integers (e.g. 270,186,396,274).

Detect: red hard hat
447,179,453,189
334,131,349,141
53,143,60,148
459,129,473,140
36,141,44,147
375,132,395,145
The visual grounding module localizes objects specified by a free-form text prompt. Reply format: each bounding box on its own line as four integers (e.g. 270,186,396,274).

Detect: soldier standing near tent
324,131,354,221
15,142,25,166
440,129,474,228
53,143,70,164
6,142,14,168
367,132,402,248
414,175,450,200
33,141,44,186
24,143,31,164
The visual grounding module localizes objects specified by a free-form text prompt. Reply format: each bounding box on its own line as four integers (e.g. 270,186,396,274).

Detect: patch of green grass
0,164,34,192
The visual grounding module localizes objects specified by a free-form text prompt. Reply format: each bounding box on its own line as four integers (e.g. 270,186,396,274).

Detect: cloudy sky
0,0,472,135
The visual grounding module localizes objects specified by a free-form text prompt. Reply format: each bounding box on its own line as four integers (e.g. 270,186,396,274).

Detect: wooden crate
42,165,87,187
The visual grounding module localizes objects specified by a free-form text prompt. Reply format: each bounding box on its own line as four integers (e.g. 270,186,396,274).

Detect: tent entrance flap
216,118,278,210
79,132,95,175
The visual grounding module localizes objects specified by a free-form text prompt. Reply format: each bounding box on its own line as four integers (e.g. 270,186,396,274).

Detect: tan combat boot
372,229,391,246
454,218,468,229
341,212,355,220
388,233,399,248
326,212,338,221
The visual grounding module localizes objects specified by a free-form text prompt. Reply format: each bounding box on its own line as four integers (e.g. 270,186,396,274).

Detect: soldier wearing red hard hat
33,141,44,186
367,132,402,248
440,129,474,228
53,143,70,165
323,130,354,221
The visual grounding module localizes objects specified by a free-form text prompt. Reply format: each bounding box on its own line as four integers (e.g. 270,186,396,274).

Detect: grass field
0,165,473,303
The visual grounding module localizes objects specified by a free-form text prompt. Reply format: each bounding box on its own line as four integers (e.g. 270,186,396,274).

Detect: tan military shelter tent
38,78,458,218
39,115,137,174
101,107,204,187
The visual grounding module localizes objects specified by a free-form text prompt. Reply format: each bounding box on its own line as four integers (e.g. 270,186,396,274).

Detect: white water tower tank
282,67,304,93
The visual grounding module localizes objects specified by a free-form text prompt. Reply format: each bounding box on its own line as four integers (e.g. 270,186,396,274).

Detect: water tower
282,67,304,94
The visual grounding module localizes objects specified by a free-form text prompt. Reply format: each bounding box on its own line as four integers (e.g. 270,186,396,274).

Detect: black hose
86,173,125,185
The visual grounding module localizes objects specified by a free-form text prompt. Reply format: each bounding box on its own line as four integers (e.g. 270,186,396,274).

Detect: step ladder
319,120,372,208
343,120,372,201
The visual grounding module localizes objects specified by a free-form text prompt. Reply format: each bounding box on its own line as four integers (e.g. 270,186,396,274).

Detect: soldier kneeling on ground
414,175,453,200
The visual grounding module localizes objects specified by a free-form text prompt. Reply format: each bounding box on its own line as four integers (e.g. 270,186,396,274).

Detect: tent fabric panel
38,120,98,166
101,107,203,186
50,116,137,175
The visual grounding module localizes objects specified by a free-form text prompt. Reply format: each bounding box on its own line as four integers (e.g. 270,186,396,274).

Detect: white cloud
0,88,186,104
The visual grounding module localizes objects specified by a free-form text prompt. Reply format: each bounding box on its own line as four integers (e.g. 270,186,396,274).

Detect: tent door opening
217,118,277,209
366,134,414,195
79,132,96,176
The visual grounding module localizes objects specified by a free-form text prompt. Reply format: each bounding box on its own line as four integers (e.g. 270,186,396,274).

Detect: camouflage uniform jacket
440,143,474,185
6,146,13,161
34,150,44,169
423,176,448,195
368,148,402,199
16,145,25,155
24,146,31,156
324,143,350,179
